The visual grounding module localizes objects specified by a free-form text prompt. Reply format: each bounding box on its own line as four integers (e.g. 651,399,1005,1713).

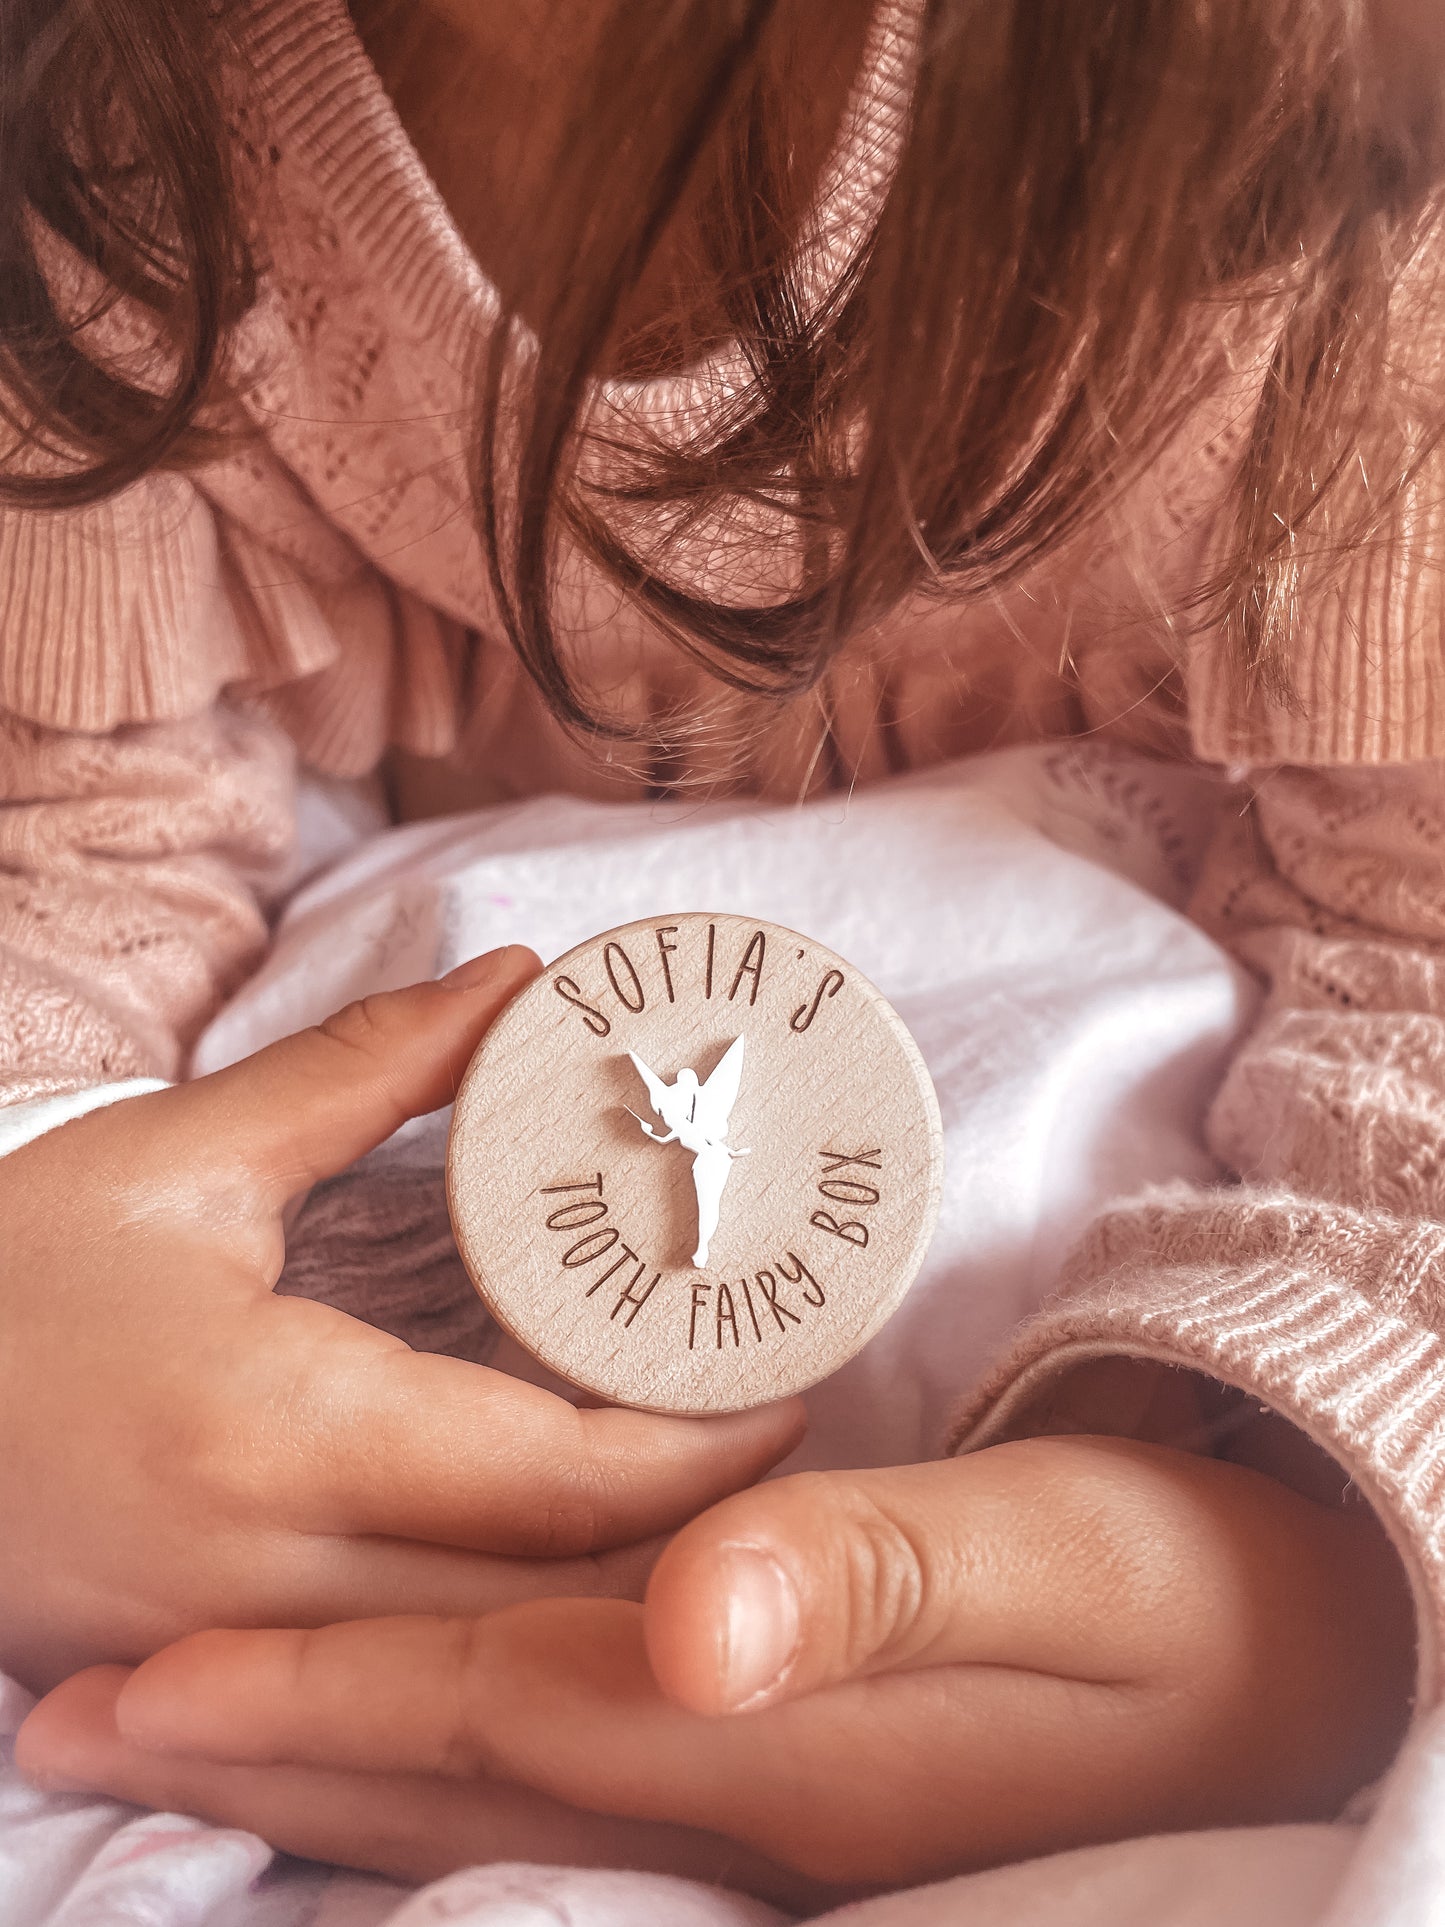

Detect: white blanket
6,742,1433,1926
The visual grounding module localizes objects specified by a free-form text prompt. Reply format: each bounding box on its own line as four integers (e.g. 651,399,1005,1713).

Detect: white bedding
5,741,1431,1927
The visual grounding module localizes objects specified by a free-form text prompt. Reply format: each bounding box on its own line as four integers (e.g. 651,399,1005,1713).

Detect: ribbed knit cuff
947,1185,1445,1710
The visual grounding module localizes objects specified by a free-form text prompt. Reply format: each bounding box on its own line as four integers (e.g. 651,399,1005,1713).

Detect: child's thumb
172,946,540,1206
642,1449,1148,1717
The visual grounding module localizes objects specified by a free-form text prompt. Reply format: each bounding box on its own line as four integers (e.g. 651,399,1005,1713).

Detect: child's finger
15,1667,811,1905
34,1604,1180,1884
285,1330,805,1555
278,1520,667,1624
102,1608,655,1777
171,947,541,1210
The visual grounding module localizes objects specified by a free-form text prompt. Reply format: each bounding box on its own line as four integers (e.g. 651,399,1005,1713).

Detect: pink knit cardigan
6,0,1445,1715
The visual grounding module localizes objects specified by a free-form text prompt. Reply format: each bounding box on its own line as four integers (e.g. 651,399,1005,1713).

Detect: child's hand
16,1436,1413,1902
0,948,802,1692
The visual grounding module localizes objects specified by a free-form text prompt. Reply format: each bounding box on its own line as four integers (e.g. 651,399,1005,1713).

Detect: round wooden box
447,912,943,1413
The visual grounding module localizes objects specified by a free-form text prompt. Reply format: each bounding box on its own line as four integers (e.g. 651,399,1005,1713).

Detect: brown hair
3,0,1444,732
0,0,254,498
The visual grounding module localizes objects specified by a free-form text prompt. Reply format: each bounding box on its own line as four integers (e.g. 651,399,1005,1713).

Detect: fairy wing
693,1037,746,1140
627,1050,672,1118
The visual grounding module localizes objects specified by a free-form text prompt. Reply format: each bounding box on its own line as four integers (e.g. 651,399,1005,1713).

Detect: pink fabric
1,0,1442,1103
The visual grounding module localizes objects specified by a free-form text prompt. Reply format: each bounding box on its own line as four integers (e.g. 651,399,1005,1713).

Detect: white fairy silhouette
627,1038,750,1267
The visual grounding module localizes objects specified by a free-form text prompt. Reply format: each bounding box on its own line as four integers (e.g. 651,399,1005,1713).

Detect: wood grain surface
447,912,943,1413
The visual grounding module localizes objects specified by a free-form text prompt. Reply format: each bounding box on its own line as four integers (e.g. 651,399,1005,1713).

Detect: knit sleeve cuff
0,1080,170,1158
946,1183,1445,1709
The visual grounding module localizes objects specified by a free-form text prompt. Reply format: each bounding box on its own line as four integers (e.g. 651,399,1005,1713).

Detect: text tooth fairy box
447,912,943,1413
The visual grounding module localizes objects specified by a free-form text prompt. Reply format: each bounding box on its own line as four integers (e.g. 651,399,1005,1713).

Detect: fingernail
719,1546,799,1711
442,946,526,991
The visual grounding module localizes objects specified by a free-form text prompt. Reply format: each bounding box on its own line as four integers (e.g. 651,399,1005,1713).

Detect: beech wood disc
446,912,944,1413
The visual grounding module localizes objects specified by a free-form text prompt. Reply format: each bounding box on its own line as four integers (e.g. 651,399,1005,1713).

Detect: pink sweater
6,0,1445,1715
